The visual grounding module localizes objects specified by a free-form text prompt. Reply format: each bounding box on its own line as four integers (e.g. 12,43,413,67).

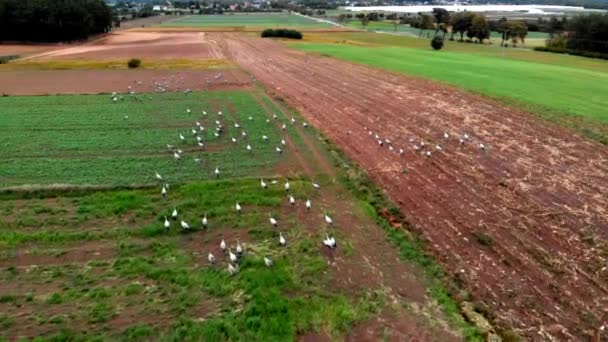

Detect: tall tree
450,11,474,41
508,21,528,46
417,13,434,38
432,8,450,35
470,14,490,43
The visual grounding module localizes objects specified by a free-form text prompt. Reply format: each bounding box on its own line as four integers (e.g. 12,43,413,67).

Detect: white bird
279,232,286,246
180,220,190,230
425,151,432,158
220,239,226,252
199,125,205,132
264,257,273,267
197,136,202,142
273,114,278,120
399,148,405,155
241,131,247,137
215,120,221,125
208,252,215,264
248,116,253,121
228,263,238,276
302,122,308,128
291,117,296,124
164,216,170,230
173,152,181,160
281,123,286,130
177,149,183,154
464,133,470,140
236,240,243,255
202,214,208,228
305,198,311,210
435,145,442,151
312,183,320,189
218,111,223,116
325,214,333,226
323,234,337,249
191,129,197,135
161,186,167,198
281,138,286,146
289,194,295,206
262,135,269,141
203,111,207,115
215,167,220,178
284,181,290,192
269,216,278,227
166,144,175,150
198,142,204,148
179,134,186,141
459,138,465,145
276,146,282,154
234,122,240,129
214,132,220,138
231,137,237,143
444,132,449,140
235,202,242,214
261,179,267,189
196,121,201,127
172,208,178,220
229,248,237,263
155,172,163,181
186,109,191,114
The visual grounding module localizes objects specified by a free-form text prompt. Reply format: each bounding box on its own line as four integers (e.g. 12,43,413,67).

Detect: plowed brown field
214,33,608,340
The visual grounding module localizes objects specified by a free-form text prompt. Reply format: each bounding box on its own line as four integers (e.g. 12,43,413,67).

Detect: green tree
450,11,474,41
417,13,434,38
508,21,528,46
432,8,450,35
470,14,490,43
360,15,370,29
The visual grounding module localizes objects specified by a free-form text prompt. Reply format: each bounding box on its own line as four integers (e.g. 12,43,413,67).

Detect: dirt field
213,33,608,340
22,31,226,61
0,69,250,95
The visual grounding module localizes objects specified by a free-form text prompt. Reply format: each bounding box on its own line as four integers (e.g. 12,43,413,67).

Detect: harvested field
216,32,608,340
0,69,249,95
23,32,227,60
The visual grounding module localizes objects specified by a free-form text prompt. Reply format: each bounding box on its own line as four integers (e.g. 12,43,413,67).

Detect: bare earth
25,31,226,60
214,33,608,340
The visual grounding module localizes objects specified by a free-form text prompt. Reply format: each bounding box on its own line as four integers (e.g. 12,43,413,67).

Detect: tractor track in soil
214,32,608,339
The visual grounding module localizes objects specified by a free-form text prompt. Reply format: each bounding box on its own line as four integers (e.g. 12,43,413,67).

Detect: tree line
538,13,608,59
0,0,112,42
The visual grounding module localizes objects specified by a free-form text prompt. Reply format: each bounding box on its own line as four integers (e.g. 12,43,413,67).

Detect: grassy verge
0,59,234,71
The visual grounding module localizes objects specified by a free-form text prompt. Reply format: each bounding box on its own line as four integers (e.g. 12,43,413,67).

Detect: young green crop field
161,14,330,28
0,88,479,340
0,90,313,187
292,32,608,142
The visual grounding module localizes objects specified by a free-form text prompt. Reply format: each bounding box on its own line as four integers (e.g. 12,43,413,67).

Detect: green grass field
161,14,330,28
0,91,305,187
293,33,608,142
0,88,480,340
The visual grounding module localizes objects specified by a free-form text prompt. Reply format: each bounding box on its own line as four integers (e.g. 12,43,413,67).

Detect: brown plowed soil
215,32,608,340
0,69,250,95
24,31,226,60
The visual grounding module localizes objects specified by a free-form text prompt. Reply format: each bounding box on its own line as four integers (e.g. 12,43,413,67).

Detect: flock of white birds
150,106,337,276
364,127,487,158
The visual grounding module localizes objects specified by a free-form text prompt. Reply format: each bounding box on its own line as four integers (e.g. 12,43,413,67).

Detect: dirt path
217,32,608,340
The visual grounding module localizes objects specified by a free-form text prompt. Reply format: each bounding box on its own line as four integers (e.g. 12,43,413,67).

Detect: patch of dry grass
0,58,235,71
